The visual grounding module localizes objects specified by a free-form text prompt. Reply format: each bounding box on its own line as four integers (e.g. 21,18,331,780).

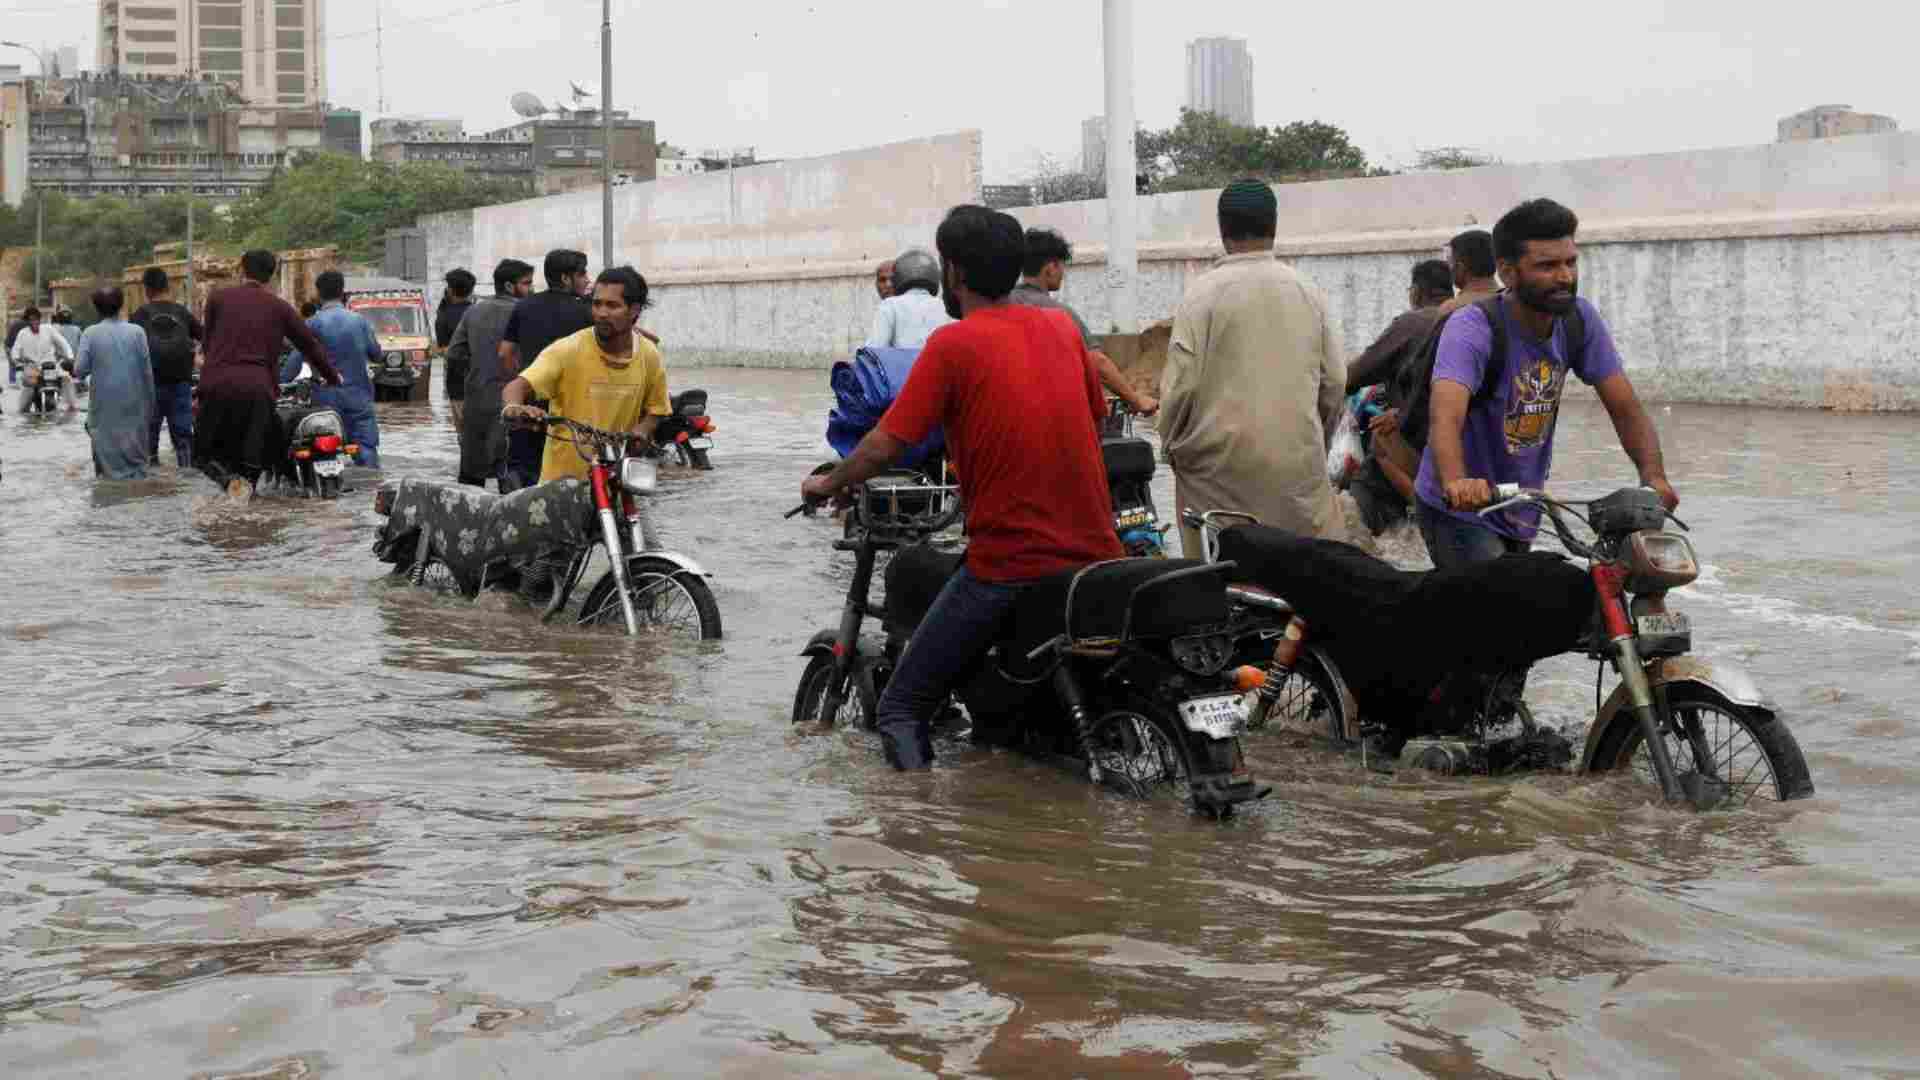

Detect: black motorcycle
271,380,351,498
25,361,64,413
1101,401,1167,557
790,474,1268,818
655,389,716,469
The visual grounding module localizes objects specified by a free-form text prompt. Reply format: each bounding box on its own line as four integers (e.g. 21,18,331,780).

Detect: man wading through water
131,267,204,466
802,205,1124,771
448,258,534,488
196,250,338,502
436,268,477,429
1417,198,1676,569
499,250,593,492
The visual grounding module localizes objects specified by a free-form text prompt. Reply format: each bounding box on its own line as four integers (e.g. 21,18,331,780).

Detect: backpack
146,307,195,369
1398,294,1586,453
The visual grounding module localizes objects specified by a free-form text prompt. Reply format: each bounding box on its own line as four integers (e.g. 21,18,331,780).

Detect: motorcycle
1101,400,1168,557
24,360,65,413
789,474,1269,818
372,416,722,639
654,389,717,470
272,379,352,499
1187,484,1815,809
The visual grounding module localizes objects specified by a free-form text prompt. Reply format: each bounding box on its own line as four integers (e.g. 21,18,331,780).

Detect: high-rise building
1777,104,1897,142
97,0,327,107
1185,36,1253,127
1082,115,1106,175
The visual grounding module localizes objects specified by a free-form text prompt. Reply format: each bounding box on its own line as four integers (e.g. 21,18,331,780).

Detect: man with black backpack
1411,198,1676,570
131,267,204,467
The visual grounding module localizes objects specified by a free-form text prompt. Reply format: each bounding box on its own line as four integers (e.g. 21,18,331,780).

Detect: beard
1515,277,1578,316
594,322,628,349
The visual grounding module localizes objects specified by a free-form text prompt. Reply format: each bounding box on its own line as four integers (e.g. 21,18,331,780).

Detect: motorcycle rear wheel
1087,708,1197,808
578,556,722,640
791,654,877,729
1256,646,1354,747
688,447,713,470
1590,683,1815,805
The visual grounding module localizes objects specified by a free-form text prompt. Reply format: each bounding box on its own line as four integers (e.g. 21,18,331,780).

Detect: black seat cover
671,389,707,413
883,544,965,634
1101,436,1156,490
1068,558,1227,641
1219,524,1593,712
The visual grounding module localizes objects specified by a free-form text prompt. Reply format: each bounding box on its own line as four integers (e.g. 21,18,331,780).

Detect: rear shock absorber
1251,616,1308,729
1052,665,1101,784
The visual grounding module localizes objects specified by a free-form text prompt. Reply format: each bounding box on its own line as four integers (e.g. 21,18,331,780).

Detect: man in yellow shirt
500,266,670,481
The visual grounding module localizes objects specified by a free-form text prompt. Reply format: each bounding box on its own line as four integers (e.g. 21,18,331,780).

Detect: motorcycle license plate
313,458,346,477
686,437,713,450
1178,694,1246,739
1637,611,1690,637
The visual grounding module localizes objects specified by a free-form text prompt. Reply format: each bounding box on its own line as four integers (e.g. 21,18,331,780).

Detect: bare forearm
826,430,908,491
502,377,531,407
632,414,662,441
1090,350,1133,403
1612,400,1667,484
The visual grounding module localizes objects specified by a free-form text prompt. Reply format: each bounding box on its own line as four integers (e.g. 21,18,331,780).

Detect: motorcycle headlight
1170,633,1233,677
620,456,657,496
384,353,406,369
1625,531,1698,590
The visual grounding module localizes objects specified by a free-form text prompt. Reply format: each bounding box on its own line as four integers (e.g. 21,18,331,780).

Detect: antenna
375,1,387,115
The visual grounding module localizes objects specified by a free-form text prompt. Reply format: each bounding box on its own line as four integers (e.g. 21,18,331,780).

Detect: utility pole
185,83,196,303
1101,0,1138,334
600,0,613,268
3,41,46,302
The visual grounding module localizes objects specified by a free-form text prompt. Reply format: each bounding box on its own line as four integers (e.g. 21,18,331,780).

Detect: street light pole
186,83,196,303
3,41,47,304
1101,0,1138,334
601,0,613,268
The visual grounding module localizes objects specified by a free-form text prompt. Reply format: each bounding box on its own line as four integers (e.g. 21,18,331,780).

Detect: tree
6,191,218,298
1026,152,1106,205
1413,146,1501,171
220,152,528,263
1136,108,1375,192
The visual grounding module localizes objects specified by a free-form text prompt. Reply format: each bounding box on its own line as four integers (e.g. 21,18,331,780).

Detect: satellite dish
509,91,547,118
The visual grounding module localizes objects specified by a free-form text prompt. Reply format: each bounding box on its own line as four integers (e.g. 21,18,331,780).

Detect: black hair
240,249,277,283
1410,259,1454,299
1492,199,1578,265
493,257,534,294
301,301,319,318
52,308,72,323
91,286,124,317
142,266,169,293
443,267,476,298
1218,178,1278,242
22,306,40,320
1449,229,1496,277
593,266,650,311
315,269,346,301
1022,228,1072,278
543,248,588,289
934,205,1024,301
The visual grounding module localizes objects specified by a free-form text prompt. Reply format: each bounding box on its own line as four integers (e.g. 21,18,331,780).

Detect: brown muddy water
2,370,1918,1078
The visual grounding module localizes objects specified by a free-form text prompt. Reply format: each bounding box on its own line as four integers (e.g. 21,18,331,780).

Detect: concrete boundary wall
422,130,1920,408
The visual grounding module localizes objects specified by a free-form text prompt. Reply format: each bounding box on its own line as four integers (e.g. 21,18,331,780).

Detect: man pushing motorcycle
800,204,1125,770
1417,197,1678,569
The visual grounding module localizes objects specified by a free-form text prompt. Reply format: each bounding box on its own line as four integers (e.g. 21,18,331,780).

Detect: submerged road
2,370,1918,1077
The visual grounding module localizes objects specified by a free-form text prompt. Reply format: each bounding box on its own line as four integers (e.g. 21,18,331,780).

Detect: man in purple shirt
1415,198,1676,569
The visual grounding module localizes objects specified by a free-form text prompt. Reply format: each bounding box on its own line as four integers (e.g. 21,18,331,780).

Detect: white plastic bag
1325,408,1364,489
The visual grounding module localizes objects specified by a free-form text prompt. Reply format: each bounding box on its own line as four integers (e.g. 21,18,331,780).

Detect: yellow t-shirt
520,327,671,482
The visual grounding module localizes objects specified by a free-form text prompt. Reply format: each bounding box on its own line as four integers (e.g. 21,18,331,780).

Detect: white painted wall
422,129,1920,408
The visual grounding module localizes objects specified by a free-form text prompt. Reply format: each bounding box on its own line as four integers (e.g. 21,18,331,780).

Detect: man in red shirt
802,204,1124,769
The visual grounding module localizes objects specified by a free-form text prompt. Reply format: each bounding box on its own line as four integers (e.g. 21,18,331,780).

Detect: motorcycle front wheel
792,654,877,729
1590,683,1815,805
578,555,722,639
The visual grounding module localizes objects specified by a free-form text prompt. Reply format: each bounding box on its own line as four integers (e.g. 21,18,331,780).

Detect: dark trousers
313,386,380,469
150,381,194,466
873,566,1023,770
505,422,544,492
1417,499,1530,571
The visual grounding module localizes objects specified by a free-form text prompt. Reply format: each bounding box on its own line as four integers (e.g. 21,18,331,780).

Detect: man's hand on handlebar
800,472,849,512
1443,477,1494,511
501,402,547,425
1646,475,1680,512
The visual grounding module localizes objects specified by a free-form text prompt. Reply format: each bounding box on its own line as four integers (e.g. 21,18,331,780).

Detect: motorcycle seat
1101,435,1156,489
670,388,707,414
377,477,600,585
1065,558,1229,642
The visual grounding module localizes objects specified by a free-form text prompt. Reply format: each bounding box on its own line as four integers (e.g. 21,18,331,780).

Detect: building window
276,29,303,48
128,29,177,42
276,50,303,72
198,5,242,26
125,51,180,65
126,6,178,18
200,28,241,47
275,6,301,26
276,73,303,93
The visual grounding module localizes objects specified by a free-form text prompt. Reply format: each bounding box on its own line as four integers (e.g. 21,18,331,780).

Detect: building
657,155,701,177
371,111,656,196
1082,115,1106,175
1185,36,1254,127
1778,104,1897,143
981,184,1033,210
323,108,361,158
10,71,332,203
1,78,26,208
57,46,79,78
96,0,327,108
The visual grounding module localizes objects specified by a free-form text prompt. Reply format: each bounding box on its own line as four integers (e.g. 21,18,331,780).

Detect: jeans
150,381,194,466
873,566,1023,770
313,386,380,469
1417,499,1530,571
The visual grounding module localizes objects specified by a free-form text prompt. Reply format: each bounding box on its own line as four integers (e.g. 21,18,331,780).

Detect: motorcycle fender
1579,655,1776,771
630,549,709,578
800,628,884,660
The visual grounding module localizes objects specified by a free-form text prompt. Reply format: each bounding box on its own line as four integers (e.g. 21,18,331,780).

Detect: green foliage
219,151,529,262
3,191,218,294
1137,109,1375,192
1414,146,1501,171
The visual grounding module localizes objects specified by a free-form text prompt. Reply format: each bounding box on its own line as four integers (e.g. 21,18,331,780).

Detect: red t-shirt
879,304,1125,581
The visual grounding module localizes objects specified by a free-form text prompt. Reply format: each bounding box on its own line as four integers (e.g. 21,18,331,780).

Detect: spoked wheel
1253,646,1355,747
1592,684,1815,806
688,447,713,470
1087,710,1195,804
578,556,723,640
791,654,877,729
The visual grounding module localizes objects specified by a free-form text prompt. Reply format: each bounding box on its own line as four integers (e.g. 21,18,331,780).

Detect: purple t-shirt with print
1414,296,1623,540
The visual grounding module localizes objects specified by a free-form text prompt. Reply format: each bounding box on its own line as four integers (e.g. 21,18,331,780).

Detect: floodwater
3,370,1918,1078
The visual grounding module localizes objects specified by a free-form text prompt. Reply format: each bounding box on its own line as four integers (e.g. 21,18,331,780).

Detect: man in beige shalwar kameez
1160,179,1349,555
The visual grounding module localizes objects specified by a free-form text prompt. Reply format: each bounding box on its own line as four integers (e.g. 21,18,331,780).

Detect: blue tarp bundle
825,346,945,468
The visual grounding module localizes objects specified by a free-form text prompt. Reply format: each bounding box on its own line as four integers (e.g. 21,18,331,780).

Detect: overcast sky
4,0,1912,180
